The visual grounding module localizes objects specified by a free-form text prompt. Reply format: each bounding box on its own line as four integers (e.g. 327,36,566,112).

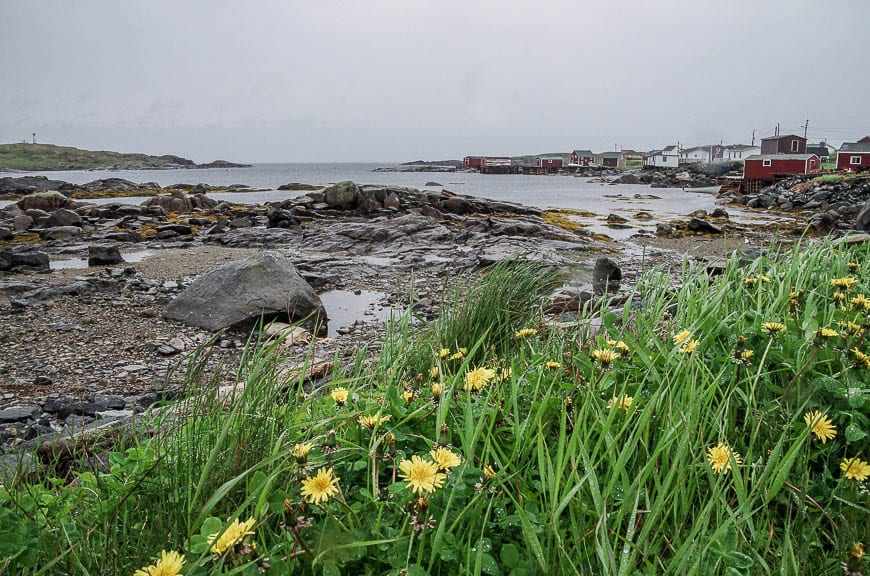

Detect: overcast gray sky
1,0,868,162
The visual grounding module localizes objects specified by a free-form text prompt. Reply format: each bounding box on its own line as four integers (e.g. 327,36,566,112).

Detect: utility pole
32,132,36,144
751,129,755,146
775,123,780,136
803,119,809,139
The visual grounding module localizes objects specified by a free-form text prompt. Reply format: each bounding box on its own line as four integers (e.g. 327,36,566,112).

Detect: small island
0,143,251,172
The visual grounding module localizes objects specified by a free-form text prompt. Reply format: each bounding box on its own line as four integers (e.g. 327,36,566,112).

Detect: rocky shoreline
1,176,867,455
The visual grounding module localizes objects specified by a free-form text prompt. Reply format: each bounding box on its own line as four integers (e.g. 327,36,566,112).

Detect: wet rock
324,181,359,209
40,225,83,241
12,214,33,231
687,218,722,234
88,244,125,266
44,208,82,228
163,250,327,333
856,200,870,233
93,394,125,410
710,208,729,218
809,210,839,233
592,257,622,294
16,191,75,212
0,406,40,423
0,227,11,241
0,248,50,271
156,223,193,235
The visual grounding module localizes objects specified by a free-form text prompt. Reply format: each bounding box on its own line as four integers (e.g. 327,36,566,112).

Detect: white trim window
851,156,862,165
762,159,772,167
791,140,800,152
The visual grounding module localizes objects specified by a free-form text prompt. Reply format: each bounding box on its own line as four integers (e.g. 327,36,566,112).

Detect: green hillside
0,143,199,171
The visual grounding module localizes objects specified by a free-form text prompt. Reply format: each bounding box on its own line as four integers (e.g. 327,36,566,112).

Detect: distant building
743,154,820,180
643,145,680,168
806,142,833,162
597,151,625,168
680,145,725,164
480,157,512,173
836,141,870,172
724,144,760,161
464,156,511,171
535,157,564,169
569,149,594,166
620,149,643,162
760,134,807,155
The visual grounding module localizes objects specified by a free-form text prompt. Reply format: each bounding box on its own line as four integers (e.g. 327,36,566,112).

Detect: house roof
598,152,624,158
761,134,806,141
839,142,870,153
725,144,757,151
621,149,642,156
745,154,818,161
662,145,678,153
572,149,594,156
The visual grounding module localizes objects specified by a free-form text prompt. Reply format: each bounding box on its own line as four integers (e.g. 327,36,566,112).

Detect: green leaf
845,422,867,442
846,387,866,408
480,553,500,575
322,560,341,576
724,551,754,569
199,516,223,538
500,543,521,568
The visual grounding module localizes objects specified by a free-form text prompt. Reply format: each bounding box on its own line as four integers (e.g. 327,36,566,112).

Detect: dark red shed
760,135,807,155
836,142,870,172
743,154,820,180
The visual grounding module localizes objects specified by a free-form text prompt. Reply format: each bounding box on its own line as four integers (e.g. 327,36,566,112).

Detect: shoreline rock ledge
162,251,327,334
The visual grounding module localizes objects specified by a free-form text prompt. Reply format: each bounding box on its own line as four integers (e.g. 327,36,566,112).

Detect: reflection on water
50,250,153,270
318,289,400,338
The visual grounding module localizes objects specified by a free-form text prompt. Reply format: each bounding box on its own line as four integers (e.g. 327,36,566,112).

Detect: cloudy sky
1,0,868,162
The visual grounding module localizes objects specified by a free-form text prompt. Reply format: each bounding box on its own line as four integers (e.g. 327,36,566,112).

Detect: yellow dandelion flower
483,464,497,480
707,442,742,475
459,347,468,355
449,351,464,361
498,367,512,382
848,261,861,271
611,340,631,352
673,330,691,344
850,294,870,310
817,327,839,339
761,322,787,334
679,339,700,354
134,550,185,576
831,277,858,289
840,457,870,482
591,348,621,364
358,413,392,428
852,542,865,560
744,277,757,286
606,395,634,411
207,517,256,556
758,275,771,283
431,382,443,398
464,367,495,391
429,448,462,471
842,321,863,334
300,467,340,505
398,455,446,494
438,348,450,358
740,350,754,359
402,390,415,403
833,291,847,302
331,387,349,405
804,411,837,443
515,328,538,338
429,366,439,379
853,348,870,369
291,443,312,462
545,361,562,370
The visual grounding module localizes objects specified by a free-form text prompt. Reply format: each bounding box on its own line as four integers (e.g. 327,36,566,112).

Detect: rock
384,192,401,209
0,227,11,241
592,257,622,294
156,223,193,235
93,394,126,410
0,249,50,271
687,218,722,234
88,244,125,266
163,250,327,333
855,200,870,233
229,217,253,228
12,214,33,231
324,181,359,209
606,214,629,223
0,405,40,423
40,226,83,241
44,208,82,228
809,210,839,233
0,453,36,482
710,208,729,218
16,191,74,212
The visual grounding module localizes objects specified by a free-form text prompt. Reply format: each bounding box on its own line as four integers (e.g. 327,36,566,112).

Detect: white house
724,144,760,160
643,145,680,168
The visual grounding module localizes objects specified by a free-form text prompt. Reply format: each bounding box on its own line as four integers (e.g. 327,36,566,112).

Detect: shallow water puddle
319,289,399,337
50,250,154,270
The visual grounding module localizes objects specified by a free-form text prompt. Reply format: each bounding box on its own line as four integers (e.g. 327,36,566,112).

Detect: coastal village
458,133,870,191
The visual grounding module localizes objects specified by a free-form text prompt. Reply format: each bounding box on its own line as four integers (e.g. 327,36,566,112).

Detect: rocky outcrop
163,251,327,333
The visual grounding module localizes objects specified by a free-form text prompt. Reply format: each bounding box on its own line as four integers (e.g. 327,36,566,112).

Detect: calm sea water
2,163,730,234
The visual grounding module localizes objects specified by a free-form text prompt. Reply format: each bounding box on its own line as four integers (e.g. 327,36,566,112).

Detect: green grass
0,143,195,171
1,244,868,575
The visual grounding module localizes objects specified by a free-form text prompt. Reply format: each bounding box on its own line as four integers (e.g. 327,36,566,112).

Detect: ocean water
1,163,733,234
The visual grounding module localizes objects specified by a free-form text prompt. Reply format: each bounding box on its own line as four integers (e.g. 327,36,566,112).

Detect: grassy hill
0,143,201,171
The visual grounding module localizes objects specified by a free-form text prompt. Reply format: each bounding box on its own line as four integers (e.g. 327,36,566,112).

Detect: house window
791,140,799,152
763,159,772,167
851,156,862,165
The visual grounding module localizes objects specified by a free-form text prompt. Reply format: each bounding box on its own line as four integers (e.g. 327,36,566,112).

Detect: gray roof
840,142,870,153
761,134,805,141
662,145,678,152
745,154,817,161
598,151,624,158
726,144,756,151
572,149,594,156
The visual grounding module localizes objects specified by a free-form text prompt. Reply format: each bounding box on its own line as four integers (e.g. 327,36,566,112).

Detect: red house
535,157,564,169
570,149,594,166
743,154,820,180
760,134,807,155
464,156,485,168
836,141,870,172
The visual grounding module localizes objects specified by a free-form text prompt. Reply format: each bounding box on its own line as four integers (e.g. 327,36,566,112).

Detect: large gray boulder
856,200,870,233
163,251,326,333
16,191,75,212
324,181,359,209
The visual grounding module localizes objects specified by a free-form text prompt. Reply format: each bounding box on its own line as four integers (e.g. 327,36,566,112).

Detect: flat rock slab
163,250,326,333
